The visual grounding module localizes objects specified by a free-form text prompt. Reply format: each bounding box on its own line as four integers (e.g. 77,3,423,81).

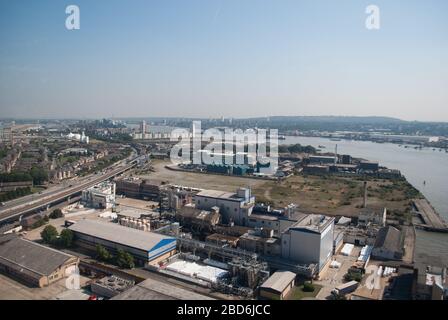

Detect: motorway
0,153,142,224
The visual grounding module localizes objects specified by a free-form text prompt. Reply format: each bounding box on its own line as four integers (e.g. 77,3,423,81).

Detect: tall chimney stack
363,181,368,208
334,144,338,165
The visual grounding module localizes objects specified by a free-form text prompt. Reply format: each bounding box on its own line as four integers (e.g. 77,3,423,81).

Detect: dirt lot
138,160,267,192
141,160,418,219
252,175,418,218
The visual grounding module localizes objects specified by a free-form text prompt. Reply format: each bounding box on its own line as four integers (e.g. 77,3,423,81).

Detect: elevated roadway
0,156,142,225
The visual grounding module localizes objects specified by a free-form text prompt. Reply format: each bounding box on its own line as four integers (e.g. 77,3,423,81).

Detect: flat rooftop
111,278,214,300
69,219,175,252
196,189,239,200
260,270,296,293
250,213,279,221
290,214,334,233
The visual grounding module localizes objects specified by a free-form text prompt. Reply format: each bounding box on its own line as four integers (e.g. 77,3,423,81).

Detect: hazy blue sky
0,0,447,121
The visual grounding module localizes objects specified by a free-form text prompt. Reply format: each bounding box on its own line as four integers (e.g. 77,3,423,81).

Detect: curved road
0,153,142,224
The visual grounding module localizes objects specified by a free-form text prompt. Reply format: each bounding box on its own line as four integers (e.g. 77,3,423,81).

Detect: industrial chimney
363,181,368,208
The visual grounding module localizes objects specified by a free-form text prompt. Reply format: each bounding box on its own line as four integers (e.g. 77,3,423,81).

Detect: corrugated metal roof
69,219,175,252
111,278,214,300
260,270,296,293
374,226,402,253
196,190,238,200
0,237,75,276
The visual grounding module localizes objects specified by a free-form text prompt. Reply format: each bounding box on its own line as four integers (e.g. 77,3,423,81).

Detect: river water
281,136,448,267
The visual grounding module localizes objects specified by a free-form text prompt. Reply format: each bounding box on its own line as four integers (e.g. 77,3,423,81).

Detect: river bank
282,136,448,266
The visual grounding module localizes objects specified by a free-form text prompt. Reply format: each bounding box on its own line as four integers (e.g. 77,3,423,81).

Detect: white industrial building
81,181,116,209
65,131,89,144
165,260,229,284
194,188,255,225
281,215,335,271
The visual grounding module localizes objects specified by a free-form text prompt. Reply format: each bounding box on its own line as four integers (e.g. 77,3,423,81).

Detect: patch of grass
288,284,322,300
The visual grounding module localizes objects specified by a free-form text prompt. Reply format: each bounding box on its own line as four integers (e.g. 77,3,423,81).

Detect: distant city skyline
1,0,448,121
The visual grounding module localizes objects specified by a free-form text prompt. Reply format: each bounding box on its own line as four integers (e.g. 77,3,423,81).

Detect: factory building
358,208,387,228
415,265,448,300
195,188,255,225
359,160,379,172
281,215,335,271
371,226,404,261
0,236,79,288
259,270,296,300
239,228,281,256
175,205,221,233
66,131,89,144
68,220,177,266
115,178,141,198
308,155,336,164
247,213,281,235
81,181,116,209
206,234,239,248
341,154,352,164
303,164,330,175
115,178,165,201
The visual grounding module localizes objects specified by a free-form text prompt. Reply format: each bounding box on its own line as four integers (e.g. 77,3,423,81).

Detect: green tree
96,244,112,262
116,249,135,269
330,292,347,300
30,167,48,185
49,209,64,219
344,271,363,282
41,225,58,244
59,229,74,248
303,282,315,292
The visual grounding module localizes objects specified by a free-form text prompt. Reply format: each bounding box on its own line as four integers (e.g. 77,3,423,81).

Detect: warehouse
259,270,296,300
0,236,79,288
115,178,165,201
68,219,177,266
371,226,403,261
